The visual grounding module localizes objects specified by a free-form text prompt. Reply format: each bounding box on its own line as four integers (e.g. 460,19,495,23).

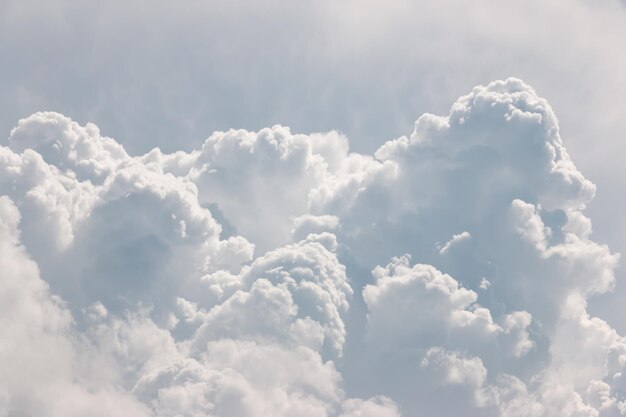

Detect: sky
1,1,626,416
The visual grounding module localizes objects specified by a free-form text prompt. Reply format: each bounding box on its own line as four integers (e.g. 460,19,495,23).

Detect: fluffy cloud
2,112,255,319
0,79,623,416
193,233,351,356
0,196,151,417
3,3,626,323
342,79,621,416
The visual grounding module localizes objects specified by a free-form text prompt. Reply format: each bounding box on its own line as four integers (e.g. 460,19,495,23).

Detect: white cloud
340,397,401,417
1,78,625,417
439,231,472,255
194,233,351,357
3,3,626,325
0,196,151,417
292,215,340,242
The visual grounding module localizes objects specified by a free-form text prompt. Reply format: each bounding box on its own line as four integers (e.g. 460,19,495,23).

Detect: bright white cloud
4,1,626,298
0,79,624,417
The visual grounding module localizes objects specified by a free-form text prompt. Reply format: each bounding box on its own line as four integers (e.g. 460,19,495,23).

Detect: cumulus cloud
0,196,151,417
3,3,626,327
0,78,623,417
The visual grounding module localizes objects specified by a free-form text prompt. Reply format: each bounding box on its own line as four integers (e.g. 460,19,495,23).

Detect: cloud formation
1,79,623,416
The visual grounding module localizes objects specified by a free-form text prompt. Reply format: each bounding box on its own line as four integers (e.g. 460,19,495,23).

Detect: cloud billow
0,78,622,417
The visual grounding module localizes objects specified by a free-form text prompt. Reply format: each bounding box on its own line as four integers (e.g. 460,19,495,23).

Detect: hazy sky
1,1,626,416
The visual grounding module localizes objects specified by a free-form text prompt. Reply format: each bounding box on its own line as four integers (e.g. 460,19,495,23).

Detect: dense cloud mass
1,79,624,416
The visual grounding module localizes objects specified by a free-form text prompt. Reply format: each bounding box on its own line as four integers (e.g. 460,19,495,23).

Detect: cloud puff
363,256,533,358
439,231,472,255
193,233,352,356
0,78,623,417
